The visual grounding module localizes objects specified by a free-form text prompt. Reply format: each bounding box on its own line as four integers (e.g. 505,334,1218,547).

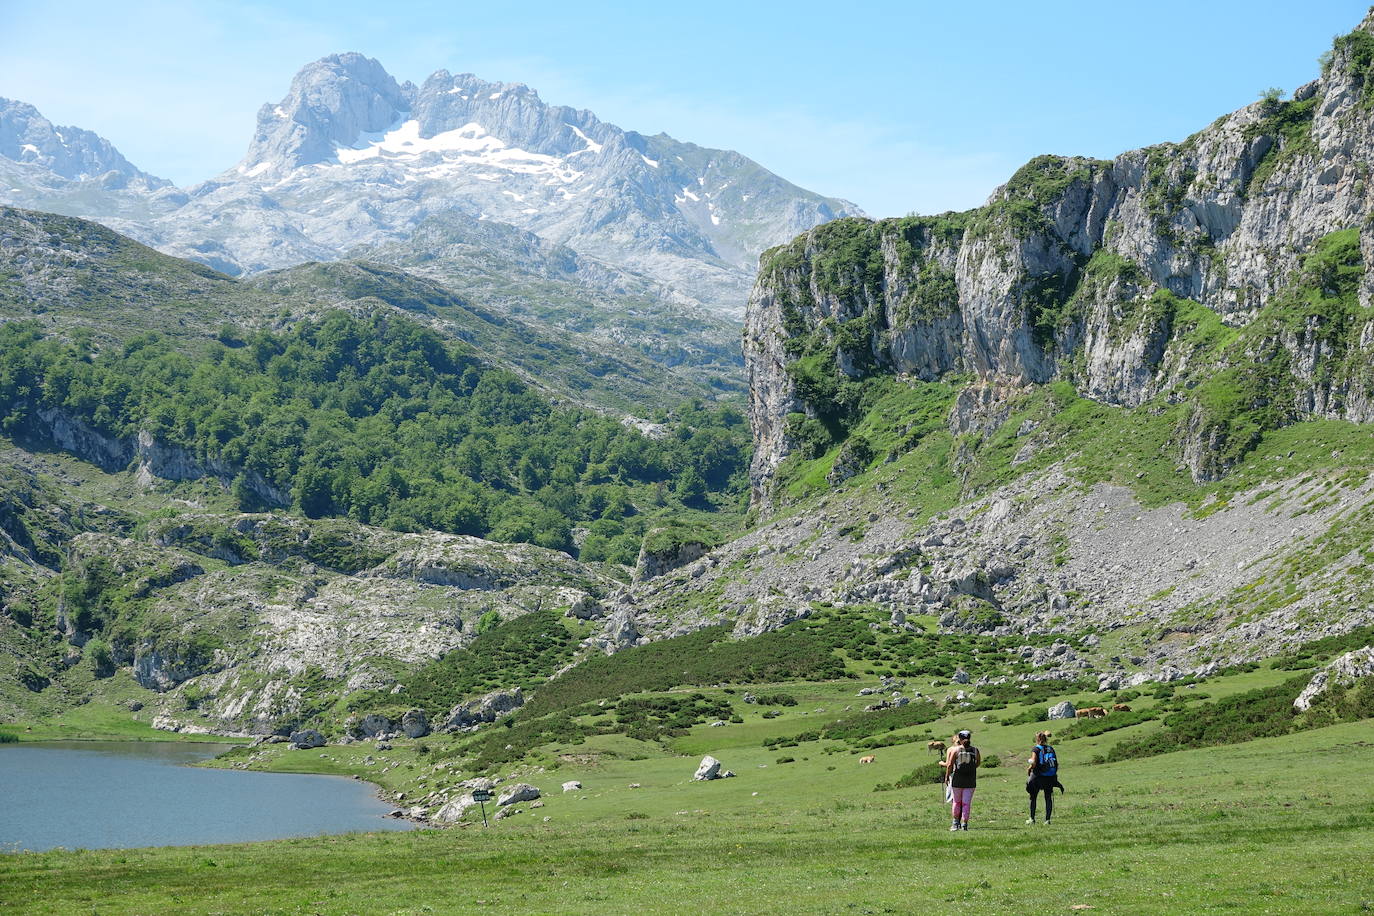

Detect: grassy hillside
0,206,740,414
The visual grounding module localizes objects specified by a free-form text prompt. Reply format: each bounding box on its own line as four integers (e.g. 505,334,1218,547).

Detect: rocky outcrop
1047,701,1076,720
400,709,429,738
1293,647,1374,711
432,794,478,825
495,783,540,807
746,15,1374,503
31,408,287,506
289,728,326,749
437,688,524,732
633,529,712,583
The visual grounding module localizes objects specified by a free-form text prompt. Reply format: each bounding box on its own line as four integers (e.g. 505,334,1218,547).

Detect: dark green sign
471,789,493,802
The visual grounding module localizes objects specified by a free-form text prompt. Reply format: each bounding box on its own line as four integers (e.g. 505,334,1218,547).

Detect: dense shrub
873,762,945,791
521,624,846,719
614,694,733,742
1102,677,1309,761
349,610,577,719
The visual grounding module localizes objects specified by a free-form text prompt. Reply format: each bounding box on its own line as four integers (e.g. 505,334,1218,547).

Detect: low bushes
873,762,945,792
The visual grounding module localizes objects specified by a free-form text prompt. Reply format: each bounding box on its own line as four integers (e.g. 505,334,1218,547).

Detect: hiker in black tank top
1025,729,1063,825
943,729,981,830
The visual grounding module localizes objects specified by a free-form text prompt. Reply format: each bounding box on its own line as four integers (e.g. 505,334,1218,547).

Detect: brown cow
1075,707,1108,718
927,740,947,756
1112,703,1131,712
859,755,876,764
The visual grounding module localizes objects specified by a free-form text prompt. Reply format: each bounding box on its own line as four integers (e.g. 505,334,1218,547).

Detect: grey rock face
438,687,525,732
289,729,326,749
0,98,168,186
1047,701,1077,720
351,713,393,739
1293,646,1374,711
431,793,478,824
592,608,641,654
400,708,429,738
241,53,412,173
633,531,711,582
566,595,604,620
495,783,541,807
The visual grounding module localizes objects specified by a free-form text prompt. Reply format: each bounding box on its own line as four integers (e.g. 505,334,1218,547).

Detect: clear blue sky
3,1,1370,216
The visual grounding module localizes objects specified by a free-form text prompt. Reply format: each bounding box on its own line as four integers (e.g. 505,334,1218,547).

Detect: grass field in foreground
1,719,1371,915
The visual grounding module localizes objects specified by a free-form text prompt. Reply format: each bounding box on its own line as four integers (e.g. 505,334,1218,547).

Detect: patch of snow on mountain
329,120,583,184
640,154,659,168
568,125,602,156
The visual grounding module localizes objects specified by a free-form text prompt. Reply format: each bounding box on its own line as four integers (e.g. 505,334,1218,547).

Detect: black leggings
1028,778,1054,820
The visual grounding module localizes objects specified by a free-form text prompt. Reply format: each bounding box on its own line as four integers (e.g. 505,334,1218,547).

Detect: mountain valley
1,12,1374,912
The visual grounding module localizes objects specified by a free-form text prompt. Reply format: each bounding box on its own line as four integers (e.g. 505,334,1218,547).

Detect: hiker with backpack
943,729,980,830
1026,730,1064,824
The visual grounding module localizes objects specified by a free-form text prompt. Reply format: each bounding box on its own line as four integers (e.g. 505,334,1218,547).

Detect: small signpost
472,789,493,827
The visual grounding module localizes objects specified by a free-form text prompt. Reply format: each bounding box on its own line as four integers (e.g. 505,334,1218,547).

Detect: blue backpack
1035,744,1058,777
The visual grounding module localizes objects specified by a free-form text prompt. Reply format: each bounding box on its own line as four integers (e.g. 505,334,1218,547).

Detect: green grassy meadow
2,671,1372,914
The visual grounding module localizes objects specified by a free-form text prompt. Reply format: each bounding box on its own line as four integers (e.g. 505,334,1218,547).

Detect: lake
0,740,414,851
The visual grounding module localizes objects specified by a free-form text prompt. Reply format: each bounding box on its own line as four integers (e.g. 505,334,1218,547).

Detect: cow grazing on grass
1076,706,1108,718
927,740,946,755
859,755,876,764
1112,703,1131,712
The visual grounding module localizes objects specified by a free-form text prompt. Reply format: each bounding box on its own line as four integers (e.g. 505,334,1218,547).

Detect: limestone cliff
747,18,1374,503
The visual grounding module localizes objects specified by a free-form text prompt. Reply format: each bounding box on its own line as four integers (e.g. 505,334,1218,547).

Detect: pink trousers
950,786,975,822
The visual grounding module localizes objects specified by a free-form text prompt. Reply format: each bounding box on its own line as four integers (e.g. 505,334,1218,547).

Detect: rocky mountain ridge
0,98,168,188
0,55,860,316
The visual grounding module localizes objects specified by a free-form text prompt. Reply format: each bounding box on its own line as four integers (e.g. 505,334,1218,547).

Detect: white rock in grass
693,755,722,780
1294,646,1374,711
496,783,541,806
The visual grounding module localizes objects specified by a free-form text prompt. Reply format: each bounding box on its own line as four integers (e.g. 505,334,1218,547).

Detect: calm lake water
0,741,414,851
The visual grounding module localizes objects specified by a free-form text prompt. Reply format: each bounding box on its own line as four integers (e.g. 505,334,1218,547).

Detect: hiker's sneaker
1043,819,1051,825
1025,818,1036,825
949,822,960,831
961,822,970,830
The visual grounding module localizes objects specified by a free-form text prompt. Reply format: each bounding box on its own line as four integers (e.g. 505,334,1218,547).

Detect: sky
2,1,1371,217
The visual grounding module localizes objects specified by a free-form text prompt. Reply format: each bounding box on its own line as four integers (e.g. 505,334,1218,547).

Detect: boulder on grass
694,755,722,781
289,729,326,749
432,795,477,825
1047,701,1076,720
496,783,541,806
